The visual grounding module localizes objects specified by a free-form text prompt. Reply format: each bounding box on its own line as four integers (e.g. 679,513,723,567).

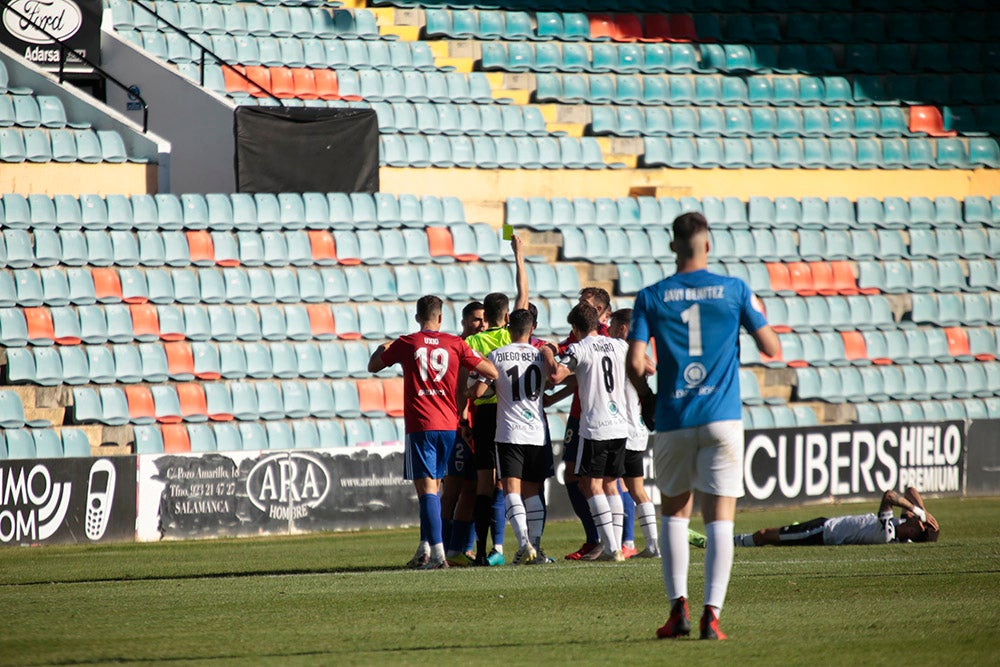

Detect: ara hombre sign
136,447,415,541
0,0,100,71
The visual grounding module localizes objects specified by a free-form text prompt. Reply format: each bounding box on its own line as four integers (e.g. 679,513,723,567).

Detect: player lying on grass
735,487,939,547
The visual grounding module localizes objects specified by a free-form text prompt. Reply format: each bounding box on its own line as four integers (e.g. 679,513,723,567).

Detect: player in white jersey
608,308,659,558
735,487,939,547
471,309,556,565
547,302,630,562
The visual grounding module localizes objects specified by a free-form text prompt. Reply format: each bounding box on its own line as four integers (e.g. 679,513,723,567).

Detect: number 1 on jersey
680,303,703,357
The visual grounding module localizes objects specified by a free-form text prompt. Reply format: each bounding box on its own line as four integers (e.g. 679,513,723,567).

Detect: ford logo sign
3,0,83,45
246,453,331,519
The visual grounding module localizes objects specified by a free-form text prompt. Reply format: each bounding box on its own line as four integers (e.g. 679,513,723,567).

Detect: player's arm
367,342,391,373
512,234,530,312
627,340,656,430
750,324,781,359
903,487,937,530
543,345,573,384
473,357,498,380
470,378,493,400
879,489,924,520
544,377,576,407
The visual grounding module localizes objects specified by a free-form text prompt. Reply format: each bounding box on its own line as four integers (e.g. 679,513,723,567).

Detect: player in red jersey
368,295,498,569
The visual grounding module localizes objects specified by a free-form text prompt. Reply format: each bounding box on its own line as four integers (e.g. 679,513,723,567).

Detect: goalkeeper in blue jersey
627,212,780,641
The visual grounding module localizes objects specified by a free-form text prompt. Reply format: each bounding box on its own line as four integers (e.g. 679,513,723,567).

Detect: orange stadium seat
245,66,272,98
222,65,251,95
356,378,386,417
809,261,837,295
786,262,816,296
426,226,456,262
588,14,616,41
130,303,160,340
383,377,404,417
269,67,296,98
766,263,793,295
307,304,336,339
92,268,123,303
944,327,971,358
177,383,208,422
612,14,646,42
291,68,319,99
314,70,341,100
908,106,956,138
125,385,156,424
308,230,337,264
841,331,869,364
162,424,192,453
24,307,55,344
830,261,861,295
165,341,196,381
186,230,215,266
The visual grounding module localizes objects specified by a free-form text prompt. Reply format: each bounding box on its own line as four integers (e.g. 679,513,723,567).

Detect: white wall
101,29,235,194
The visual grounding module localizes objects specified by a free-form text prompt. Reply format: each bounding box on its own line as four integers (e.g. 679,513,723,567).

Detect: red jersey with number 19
380,330,485,434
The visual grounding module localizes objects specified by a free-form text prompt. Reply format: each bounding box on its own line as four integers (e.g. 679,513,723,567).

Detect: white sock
587,494,617,553
504,492,530,549
637,501,658,552
660,517,690,601
431,542,446,561
417,540,430,555
607,493,624,550
735,533,756,547
525,494,546,549
704,520,735,613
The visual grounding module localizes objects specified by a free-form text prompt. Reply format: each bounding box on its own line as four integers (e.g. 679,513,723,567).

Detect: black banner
1,0,101,72
741,421,967,509
234,106,379,195
0,456,136,546
139,448,415,540
965,418,1000,496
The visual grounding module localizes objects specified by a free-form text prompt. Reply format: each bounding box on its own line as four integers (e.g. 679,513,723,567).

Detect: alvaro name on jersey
561,336,629,441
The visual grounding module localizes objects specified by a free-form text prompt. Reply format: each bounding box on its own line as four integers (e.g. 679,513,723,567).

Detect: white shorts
653,420,745,499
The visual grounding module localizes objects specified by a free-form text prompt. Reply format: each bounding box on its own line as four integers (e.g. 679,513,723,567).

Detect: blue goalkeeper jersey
629,269,768,432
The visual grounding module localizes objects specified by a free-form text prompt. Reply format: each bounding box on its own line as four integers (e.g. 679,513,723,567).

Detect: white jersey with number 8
561,335,629,441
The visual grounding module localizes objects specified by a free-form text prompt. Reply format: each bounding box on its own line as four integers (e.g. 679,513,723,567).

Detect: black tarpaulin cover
234,105,379,193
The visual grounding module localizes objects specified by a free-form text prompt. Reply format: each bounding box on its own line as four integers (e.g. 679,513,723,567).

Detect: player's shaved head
508,308,534,339
567,302,599,337
671,212,710,259
415,294,443,326
483,292,509,327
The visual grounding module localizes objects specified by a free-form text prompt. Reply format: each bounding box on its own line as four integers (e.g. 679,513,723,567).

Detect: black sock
474,494,493,558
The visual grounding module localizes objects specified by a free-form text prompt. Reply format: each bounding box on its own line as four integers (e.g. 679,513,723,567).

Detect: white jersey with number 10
488,343,547,446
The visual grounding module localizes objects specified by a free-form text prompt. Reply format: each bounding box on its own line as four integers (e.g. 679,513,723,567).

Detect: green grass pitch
1,496,998,666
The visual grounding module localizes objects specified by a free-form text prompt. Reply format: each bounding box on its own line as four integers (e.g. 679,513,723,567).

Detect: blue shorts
561,415,581,464
446,432,477,480
404,430,457,481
